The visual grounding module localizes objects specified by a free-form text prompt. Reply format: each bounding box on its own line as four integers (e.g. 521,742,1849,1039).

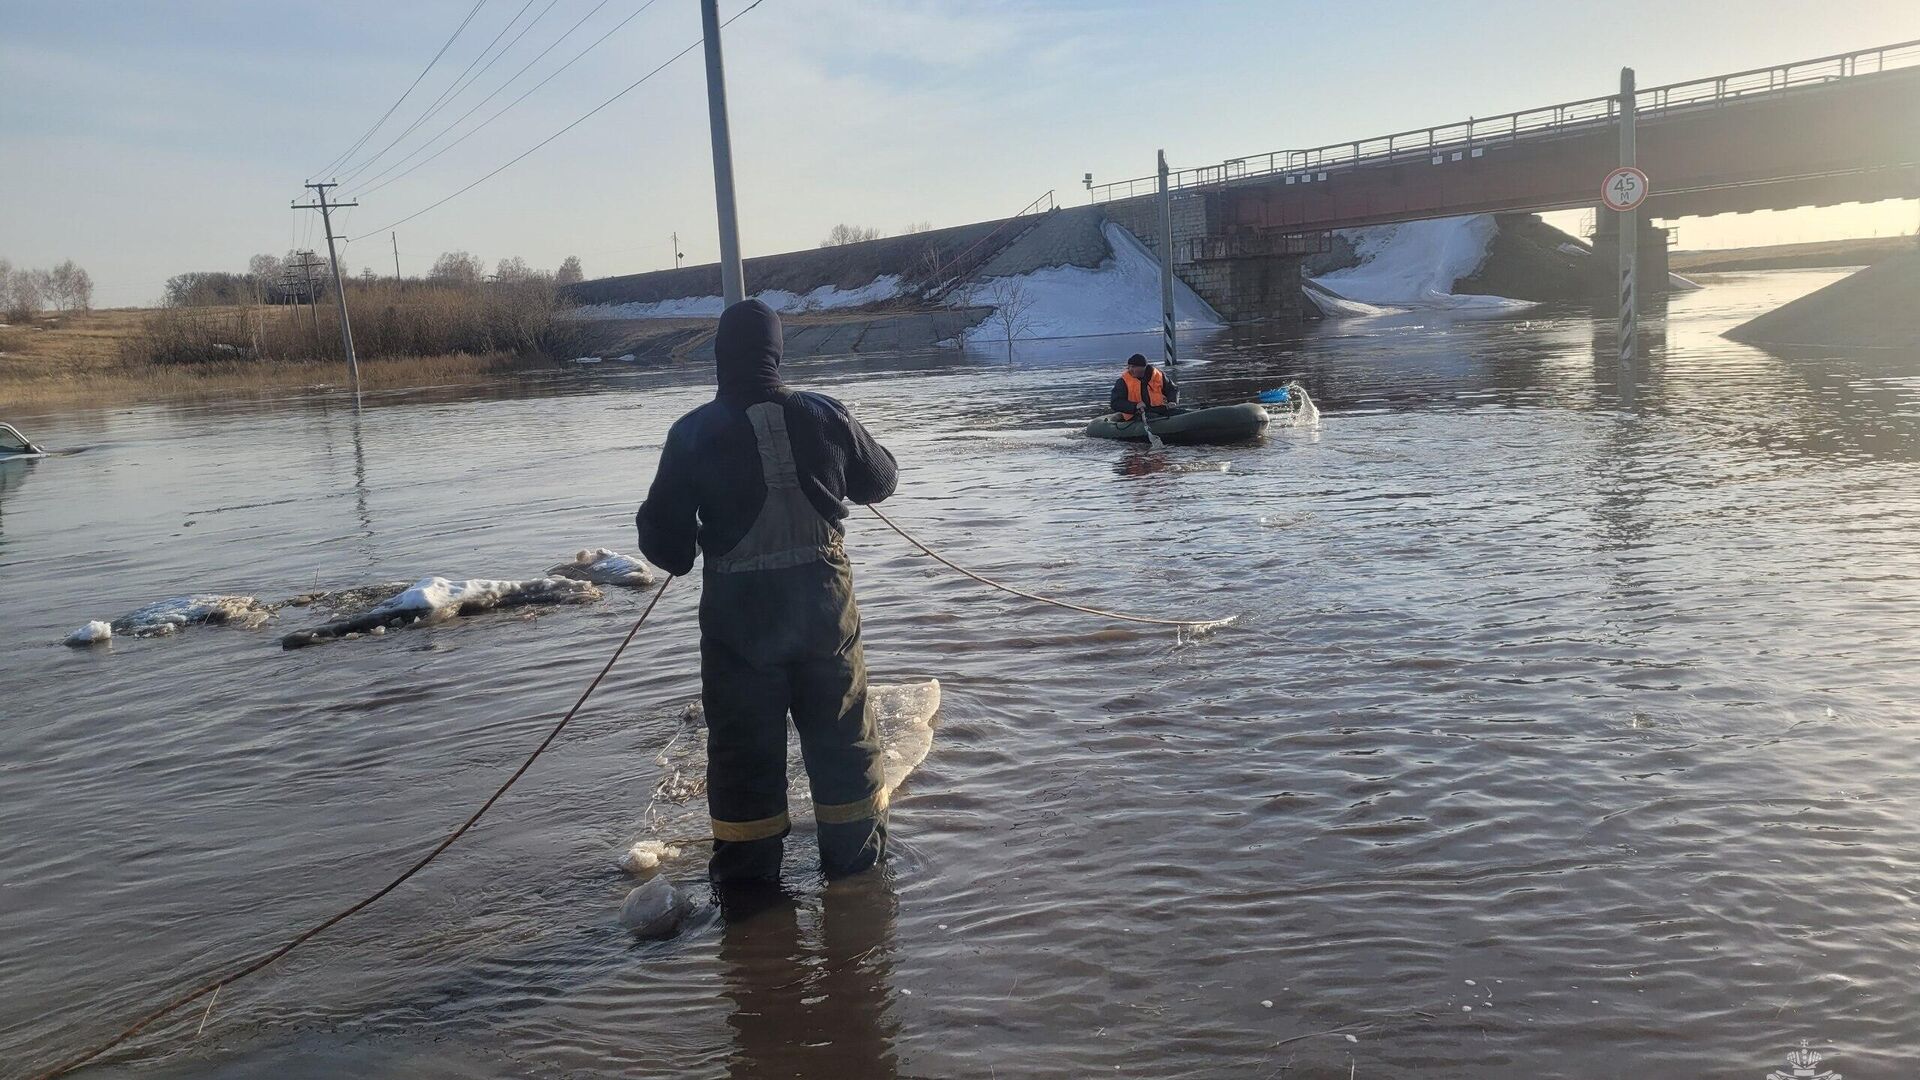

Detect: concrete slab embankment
563,206,1124,360
1726,249,1920,350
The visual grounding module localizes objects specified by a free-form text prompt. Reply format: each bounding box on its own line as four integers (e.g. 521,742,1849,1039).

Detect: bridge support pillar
1183,255,1310,322
1592,212,1670,302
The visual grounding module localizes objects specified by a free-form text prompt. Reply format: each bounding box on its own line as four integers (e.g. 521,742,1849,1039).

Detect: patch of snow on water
1311,215,1536,314
547,549,657,588
572,275,903,320
372,576,598,618
955,223,1225,345
64,621,113,647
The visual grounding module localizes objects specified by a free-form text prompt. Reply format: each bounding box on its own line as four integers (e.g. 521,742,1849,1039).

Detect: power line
350,0,653,199
349,0,769,242
310,0,492,180
335,0,551,186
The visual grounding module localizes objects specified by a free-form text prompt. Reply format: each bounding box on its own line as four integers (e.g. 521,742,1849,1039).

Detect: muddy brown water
3,269,1918,1079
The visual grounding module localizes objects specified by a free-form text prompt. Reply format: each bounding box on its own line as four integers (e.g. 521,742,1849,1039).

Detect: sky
2,0,1916,308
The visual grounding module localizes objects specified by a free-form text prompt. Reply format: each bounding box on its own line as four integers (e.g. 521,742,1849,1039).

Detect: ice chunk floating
281,576,601,649
546,549,657,588
65,595,275,645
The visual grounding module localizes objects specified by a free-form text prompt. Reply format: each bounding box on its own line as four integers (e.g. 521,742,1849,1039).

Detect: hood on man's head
714,298,783,402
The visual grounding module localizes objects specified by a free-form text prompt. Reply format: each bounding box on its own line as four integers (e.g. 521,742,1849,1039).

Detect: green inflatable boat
1085,402,1270,445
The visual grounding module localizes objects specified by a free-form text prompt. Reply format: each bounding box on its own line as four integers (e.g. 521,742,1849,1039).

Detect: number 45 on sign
1602,166,1650,212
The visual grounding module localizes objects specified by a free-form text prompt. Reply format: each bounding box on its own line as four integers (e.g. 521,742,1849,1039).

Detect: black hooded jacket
635,300,898,576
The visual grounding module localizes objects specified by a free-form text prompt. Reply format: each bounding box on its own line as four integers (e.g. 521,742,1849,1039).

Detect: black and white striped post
1158,149,1177,366
1616,67,1639,365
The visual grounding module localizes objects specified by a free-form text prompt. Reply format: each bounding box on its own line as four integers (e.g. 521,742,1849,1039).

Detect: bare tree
820,224,882,247
45,260,93,312
902,220,933,234
68,266,92,312
0,260,16,320
430,251,485,285
963,279,1036,364
494,256,537,282
555,255,583,285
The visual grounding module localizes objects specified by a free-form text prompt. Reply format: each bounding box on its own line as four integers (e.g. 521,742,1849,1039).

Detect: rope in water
30,578,676,1080
36,506,1228,1077
866,504,1232,629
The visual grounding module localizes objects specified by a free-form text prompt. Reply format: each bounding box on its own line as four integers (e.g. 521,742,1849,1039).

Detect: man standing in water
1110,352,1179,421
637,299,898,887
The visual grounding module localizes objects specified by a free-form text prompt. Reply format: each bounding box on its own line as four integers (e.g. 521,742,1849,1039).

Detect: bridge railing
1088,38,1920,204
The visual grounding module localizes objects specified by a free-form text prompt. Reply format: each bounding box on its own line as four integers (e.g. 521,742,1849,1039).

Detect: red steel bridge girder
1204,66,1920,235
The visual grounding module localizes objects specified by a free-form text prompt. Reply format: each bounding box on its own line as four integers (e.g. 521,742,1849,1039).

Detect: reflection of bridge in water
1093,40,1920,320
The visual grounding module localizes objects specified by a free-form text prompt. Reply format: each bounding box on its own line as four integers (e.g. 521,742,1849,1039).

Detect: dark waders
701,400,888,883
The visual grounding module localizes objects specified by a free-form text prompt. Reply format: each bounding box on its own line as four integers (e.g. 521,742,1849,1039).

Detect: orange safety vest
1120,368,1166,416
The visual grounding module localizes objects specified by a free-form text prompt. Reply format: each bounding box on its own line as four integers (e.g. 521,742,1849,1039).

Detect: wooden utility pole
672,231,683,269
392,232,402,280
293,182,361,391
292,250,326,338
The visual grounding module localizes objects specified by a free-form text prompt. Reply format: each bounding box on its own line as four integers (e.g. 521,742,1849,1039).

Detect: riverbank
1673,235,1915,273
0,310,538,408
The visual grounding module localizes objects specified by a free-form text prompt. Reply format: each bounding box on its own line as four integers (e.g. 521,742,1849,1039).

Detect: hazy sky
4,0,1916,307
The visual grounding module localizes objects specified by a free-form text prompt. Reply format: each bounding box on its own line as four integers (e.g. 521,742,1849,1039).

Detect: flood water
4,269,1919,1079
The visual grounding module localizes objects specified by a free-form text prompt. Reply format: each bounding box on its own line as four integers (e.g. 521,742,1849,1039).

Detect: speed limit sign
1602,166,1649,212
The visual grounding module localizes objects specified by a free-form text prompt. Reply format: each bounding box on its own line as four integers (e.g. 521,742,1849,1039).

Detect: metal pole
1158,149,1176,366
700,0,745,306
1618,67,1638,364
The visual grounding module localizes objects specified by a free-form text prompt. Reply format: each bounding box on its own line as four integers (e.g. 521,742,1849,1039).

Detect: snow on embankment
1309,215,1534,315
573,276,902,320
955,223,1225,346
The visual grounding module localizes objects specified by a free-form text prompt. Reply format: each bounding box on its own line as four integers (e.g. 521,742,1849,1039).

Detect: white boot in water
620,876,693,938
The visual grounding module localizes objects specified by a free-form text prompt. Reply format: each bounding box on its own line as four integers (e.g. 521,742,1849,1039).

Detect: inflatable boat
1085,402,1270,445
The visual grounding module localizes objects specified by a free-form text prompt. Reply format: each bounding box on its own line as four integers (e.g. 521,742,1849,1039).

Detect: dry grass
0,309,538,408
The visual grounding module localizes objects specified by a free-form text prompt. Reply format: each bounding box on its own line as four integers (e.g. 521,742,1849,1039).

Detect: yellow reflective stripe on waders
814,787,889,825
711,811,791,842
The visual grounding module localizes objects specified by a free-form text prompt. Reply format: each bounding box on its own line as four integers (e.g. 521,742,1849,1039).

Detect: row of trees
164,251,588,309
427,251,584,286
820,222,933,247
0,259,93,320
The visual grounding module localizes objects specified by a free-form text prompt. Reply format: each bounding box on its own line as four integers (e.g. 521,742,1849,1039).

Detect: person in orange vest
1109,353,1179,421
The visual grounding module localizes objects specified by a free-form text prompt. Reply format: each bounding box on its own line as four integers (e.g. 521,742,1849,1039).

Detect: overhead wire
350,0,769,241
348,0,656,199
334,0,553,187
310,0,492,180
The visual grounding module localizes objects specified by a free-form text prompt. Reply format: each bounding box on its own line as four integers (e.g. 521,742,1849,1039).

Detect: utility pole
672,231,684,269
293,182,361,391
1618,67,1638,365
700,0,745,305
292,250,325,338
392,232,402,280
1157,149,1176,367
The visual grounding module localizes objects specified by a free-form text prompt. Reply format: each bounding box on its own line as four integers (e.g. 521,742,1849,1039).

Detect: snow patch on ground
572,275,902,320
1310,215,1536,315
954,223,1224,346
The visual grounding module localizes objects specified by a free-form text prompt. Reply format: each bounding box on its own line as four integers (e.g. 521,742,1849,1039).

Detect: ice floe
280,576,601,649
546,549,657,588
